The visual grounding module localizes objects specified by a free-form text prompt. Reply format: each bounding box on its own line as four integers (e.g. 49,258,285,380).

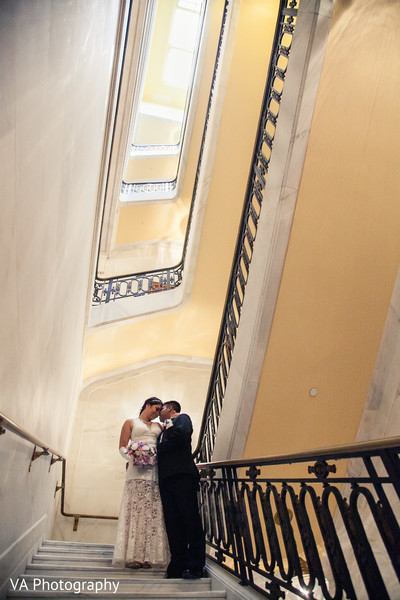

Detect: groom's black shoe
182,569,205,579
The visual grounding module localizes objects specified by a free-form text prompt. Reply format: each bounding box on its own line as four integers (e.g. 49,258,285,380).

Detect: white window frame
120,0,209,205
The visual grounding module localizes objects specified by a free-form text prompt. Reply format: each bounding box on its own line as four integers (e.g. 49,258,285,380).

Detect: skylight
121,0,206,200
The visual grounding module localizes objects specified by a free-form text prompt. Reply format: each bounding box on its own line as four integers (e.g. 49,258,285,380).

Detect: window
121,0,206,201
163,3,202,89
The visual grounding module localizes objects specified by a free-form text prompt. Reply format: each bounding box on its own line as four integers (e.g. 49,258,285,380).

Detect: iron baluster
237,481,256,583
261,484,281,576
226,466,249,586
194,0,300,462
198,440,400,598
272,484,296,584
381,447,400,500
318,486,357,599
362,454,400,578
284,485,315,594
346,484,391,599
296,484,328,595
248,482,268,568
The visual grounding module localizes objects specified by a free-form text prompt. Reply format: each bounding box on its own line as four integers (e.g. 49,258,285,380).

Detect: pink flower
126,440,157,467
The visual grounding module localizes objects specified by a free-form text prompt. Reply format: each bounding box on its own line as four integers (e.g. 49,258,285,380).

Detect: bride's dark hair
139,397,162,415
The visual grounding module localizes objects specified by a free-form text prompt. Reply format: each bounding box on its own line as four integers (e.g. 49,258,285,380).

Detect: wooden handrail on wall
0,412,118,530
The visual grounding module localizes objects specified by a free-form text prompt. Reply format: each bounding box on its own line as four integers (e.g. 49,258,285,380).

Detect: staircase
6,540,226,599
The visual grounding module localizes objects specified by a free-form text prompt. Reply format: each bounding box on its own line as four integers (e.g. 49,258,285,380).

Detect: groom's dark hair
163,400,181,413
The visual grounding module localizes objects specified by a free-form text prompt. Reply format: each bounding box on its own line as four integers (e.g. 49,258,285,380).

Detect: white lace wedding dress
112,418,170,568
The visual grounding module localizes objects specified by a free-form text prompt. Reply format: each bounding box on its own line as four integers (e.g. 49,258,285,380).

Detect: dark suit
157,414,205,578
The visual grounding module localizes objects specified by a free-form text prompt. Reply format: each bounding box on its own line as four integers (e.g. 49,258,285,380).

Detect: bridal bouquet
126,440,157,467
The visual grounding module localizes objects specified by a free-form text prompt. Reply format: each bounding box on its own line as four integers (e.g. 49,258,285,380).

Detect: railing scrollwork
93,0,231,305
3,411,400,598
195,0,300,463
198,438,400,599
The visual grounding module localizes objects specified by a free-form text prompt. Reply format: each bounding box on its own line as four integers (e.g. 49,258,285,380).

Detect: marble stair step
36,549,114,559
38,546,113,555
25,563,166,578
42,540,114,551
8,574,211,593
32,554,112,566
7,593,225,599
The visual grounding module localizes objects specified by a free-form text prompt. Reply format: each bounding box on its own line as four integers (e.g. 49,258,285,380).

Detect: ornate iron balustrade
194,0,299,462
93,0,231,305
120,180,177,196
94,265,183,304
198,437,400,600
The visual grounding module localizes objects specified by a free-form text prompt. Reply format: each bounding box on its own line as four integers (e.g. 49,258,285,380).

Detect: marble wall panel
0,0,122,591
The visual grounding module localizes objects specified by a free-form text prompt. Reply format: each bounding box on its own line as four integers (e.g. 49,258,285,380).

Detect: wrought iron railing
4,413,400,599
194,0,299,463
0,413,117,531
93,0,231,305
198,437,400,600
94,265,183,304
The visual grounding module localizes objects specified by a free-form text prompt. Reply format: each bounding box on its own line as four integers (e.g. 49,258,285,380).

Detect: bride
112,397,170,569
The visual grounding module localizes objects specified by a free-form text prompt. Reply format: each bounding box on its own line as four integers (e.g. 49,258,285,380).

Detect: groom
157,401,205,579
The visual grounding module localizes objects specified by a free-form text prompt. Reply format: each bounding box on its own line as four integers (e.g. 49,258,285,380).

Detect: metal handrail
0,413,64,459
4,409,399,475
197,436,400,469
3,411,399,524
0,412,118,528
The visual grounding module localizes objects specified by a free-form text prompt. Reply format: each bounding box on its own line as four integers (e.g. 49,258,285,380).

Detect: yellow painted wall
116,196,188,244
85,0,280,378
124,154,179,183
244,0,400,459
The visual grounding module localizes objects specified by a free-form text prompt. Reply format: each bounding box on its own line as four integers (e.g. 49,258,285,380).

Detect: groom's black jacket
157,414,199,481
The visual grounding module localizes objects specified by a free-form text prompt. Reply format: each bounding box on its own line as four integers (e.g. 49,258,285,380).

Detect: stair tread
26,572,165,579
27,563,165,572
43,540,114,549
7,541,225,599
34,553,112,560
7,594,225,599
26,565,165,576
17,574,210,586
32,556,112,565
35,554,114,560
38,548,113,556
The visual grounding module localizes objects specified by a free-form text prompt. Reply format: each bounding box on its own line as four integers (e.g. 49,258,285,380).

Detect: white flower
142,444,150,450
130,442,138,450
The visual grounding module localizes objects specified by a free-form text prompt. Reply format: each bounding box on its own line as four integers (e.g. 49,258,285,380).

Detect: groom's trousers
159,473,205,578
